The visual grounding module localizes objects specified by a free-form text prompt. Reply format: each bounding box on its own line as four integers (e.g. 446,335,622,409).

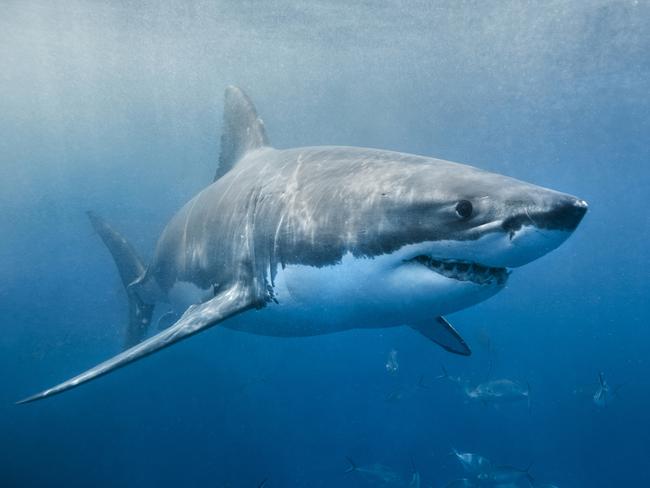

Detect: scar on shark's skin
18,86,588,404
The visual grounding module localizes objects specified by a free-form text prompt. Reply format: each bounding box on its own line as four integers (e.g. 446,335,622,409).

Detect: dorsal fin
214,85,269,181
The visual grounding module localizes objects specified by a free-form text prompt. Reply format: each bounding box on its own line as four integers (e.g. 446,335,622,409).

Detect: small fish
385,375,429,403
385,390,405,403
345,457,404,486
443,479,477,488
408,469,421,488
488,482,532,488
593,372,622,408
409,456,420,488
386,349,399,375
451,448,492,476
464,379,531,410
486,463,534,487
437,366,465,386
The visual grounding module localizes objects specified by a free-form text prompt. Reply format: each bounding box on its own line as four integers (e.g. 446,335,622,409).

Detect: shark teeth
409,256,509,286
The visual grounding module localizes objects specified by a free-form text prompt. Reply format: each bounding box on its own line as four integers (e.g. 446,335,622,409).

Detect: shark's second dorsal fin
215,85,269,181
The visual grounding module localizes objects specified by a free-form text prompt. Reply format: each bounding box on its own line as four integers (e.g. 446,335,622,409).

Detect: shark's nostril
502,197,587,234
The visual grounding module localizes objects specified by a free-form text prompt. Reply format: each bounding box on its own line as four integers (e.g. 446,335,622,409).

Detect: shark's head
384,157,588,266
328,153,589,318
274,150,587,328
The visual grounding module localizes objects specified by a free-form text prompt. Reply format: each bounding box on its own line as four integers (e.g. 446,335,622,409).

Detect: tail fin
344,457,358,474
437,365,449,380
526,381,532,413
524,461,535,484
87,211,154,348
409,456,421,488
257,478,268,488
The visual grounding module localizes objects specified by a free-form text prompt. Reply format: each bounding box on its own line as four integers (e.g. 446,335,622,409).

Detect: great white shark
18,86,587,403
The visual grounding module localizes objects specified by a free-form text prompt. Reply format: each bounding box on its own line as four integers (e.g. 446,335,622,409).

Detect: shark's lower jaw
408,255,509,286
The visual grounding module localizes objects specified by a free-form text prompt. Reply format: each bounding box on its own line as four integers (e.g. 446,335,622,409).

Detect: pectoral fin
17,284,257,404
410,316,471,356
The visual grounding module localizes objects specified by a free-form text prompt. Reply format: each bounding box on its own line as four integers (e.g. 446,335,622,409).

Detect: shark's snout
495,194,588,268
556,197,588,230
502,196,588,235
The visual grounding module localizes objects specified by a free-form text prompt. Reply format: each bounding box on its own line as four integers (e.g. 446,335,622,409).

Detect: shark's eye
455,200,473,219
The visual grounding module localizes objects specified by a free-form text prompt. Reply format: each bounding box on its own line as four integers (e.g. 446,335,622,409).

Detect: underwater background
1,1,649,486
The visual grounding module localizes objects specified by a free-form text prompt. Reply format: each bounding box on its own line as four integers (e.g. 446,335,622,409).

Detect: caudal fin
409,456,421,488
344,457,358,474
524,460,535,484
87,211,154,348
437,365,449,380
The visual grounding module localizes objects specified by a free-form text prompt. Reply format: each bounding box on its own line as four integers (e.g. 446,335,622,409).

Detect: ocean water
1,1,649,487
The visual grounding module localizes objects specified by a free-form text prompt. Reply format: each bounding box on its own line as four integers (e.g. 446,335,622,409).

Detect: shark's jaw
406,255,510,286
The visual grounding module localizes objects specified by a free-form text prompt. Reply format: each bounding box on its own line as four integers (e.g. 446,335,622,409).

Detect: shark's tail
344,457,358,474
87,211,154,348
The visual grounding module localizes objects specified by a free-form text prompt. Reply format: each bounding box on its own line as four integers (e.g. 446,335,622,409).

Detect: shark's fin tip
411,317,471,356
17,285,255,404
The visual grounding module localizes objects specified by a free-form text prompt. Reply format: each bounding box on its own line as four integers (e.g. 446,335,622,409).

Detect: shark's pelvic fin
215,85,269,181
17,284,256,404
410,316,471,356
87,211,154,348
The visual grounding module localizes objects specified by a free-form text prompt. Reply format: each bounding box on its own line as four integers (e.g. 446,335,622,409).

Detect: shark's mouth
408,256,509,286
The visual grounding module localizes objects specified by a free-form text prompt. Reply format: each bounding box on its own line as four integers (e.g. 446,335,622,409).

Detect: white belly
223,250,502,337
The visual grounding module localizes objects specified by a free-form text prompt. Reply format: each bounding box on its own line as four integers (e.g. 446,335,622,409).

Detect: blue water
1,2,648,487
